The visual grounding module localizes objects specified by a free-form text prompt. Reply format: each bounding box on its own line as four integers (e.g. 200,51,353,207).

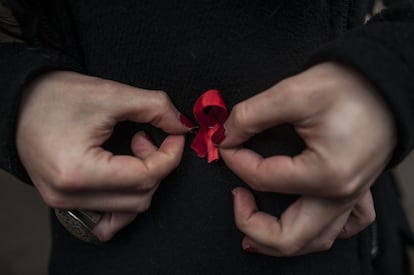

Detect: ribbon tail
206,142,219,163
191,129,207,158
206,127,219,163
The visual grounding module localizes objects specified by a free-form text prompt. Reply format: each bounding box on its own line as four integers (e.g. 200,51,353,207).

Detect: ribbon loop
191,90,228,163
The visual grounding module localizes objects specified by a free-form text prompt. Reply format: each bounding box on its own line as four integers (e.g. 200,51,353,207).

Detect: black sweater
1,1,413,274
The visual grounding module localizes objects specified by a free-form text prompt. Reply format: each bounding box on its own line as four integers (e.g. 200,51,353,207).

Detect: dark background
0,1,412,274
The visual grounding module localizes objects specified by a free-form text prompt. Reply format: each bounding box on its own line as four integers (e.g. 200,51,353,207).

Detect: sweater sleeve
308,2,414,167
0,42,83,183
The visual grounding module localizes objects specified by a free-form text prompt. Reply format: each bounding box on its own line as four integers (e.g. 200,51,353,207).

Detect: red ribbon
191,90,228,163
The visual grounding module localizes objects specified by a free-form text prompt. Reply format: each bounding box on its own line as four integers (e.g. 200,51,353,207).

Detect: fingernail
179,114,194,129
244,246,257,254
211,126,226,144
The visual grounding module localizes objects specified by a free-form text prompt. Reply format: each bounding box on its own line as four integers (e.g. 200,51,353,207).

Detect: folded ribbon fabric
191,90,228,163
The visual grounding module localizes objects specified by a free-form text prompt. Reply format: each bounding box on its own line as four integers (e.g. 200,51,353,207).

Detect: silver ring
54,209,103,244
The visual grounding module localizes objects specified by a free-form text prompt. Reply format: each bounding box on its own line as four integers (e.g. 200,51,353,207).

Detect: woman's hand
219,62,396,256
17,71,191,241
230,188,375,256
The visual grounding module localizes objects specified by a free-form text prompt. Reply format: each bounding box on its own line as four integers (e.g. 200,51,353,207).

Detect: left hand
16,71,189,241
218,62,396,256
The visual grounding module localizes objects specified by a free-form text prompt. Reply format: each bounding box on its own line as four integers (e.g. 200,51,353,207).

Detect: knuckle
232,102,248,129
247,176,267,192
247,181,262,192
229,101,258,139
152,90,170,109
335,181,360,199
272,238,305,257
155,153,180,173
234,213,255,232
323,165,360,199
135,173,158,192
278,77,298,94
52,167,85,192
140,200,152,213
95,79,120,95
136,182,155,193
277,243,302,257
40,189,68,209
135,197,152,213
364,209,377,226
324,183,353,199
96,229,114,243
235,217,249,231
48,154,88,192
170,158,181,170
367,210,377,224
319,240,334,252
275,79,301,104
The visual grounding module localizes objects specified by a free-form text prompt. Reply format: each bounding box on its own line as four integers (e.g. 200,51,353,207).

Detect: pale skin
17,71,190,241
219,62,396,256
16,62,396,255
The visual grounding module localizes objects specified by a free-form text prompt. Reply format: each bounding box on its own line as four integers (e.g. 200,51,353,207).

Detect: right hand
16,71,191,241
218,62,393,256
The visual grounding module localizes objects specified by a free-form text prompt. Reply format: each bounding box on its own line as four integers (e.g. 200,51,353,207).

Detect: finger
242,207,349,256
233,187,350,256
63,135,185,191
131,131,158,159
93,212,137,242
96,134,185,188
219,80,307,148
220,147,329,196
45,131,163,211
50,188,157,212
141,134,186,179
338,191,376,239
103,82,193,134
302,209,350,254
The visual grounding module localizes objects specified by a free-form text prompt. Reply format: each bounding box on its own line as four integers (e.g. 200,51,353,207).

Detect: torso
50,1,371,274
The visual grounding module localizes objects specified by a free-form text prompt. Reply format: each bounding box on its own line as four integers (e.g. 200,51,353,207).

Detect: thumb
232,187,260,229
219,78,307,148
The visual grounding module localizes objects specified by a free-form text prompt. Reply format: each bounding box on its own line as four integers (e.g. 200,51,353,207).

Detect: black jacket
0,1,413,274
